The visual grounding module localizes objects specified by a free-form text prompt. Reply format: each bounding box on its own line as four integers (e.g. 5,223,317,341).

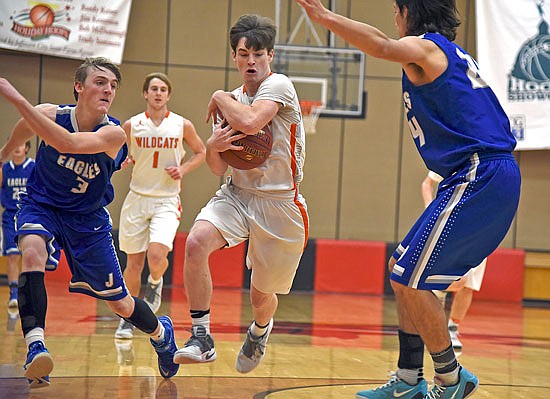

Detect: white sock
25,327,45,348
396,368,423,386
193,314,211,334
250,319,271,337
148,275,162,285
151,321,165,343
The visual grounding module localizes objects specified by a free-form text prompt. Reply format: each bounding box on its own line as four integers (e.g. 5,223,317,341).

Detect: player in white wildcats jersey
116,72,206,340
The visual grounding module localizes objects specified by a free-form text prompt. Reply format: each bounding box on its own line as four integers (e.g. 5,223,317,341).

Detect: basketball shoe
24,341,53,388
8,284,18,308
115,318,135,339
150,316,179,378
425,367,478,399
144,276,163,314
448,322,463,351
235,318,273,373
173,325,216,364
356,374,427,399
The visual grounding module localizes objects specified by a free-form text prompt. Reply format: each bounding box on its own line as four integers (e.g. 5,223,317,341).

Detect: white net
300,101,324,134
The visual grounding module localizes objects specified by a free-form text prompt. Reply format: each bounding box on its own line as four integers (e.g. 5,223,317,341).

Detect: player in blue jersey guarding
1,140,34,310
297,1,520,399
0,58,179,388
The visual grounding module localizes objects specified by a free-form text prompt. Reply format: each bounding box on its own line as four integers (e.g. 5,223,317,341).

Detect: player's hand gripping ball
220,124,273,170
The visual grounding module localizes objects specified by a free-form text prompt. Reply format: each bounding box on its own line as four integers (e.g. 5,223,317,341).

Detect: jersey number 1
152,151,159,168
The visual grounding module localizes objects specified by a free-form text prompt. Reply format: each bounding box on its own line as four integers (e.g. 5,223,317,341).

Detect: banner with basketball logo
476,0,550,150
0,0,132,64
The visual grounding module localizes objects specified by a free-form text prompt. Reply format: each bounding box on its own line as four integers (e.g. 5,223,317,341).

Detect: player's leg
356,257,428,399
108,295,179,378
173,220,226,364
143,243,168,313
17,233,53,389
3,213,22,307
115,252,145,339
235,285,277,374
117,191,150,338
145,197,180,314
7,254,21,307
144,195,181,313
448,259,486,350
235,193,307,373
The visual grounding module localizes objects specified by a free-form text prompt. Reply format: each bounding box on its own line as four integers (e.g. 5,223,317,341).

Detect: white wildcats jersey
129,111,186,197
231,73,305,195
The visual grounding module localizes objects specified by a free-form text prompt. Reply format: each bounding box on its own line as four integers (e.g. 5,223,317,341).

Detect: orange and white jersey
230,73,305,197
129,111,186,197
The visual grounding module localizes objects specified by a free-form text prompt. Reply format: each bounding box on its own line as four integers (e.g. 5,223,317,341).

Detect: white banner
476,0,550,150
0,0,132,64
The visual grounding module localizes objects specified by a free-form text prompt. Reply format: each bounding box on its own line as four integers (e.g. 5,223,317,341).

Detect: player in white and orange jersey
115,72,205,340
174,14,308,374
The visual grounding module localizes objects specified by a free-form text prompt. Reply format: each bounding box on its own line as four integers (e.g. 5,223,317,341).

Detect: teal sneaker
426,367,478,399
356,375,427,399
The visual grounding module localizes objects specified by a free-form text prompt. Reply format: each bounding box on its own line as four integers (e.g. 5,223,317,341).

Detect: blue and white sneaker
426,367,478,399
8,285,18,308
150,316,179,378
24,341,53,388
356,374,427,399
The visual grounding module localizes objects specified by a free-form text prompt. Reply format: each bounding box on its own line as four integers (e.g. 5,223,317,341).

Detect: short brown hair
73,57,121,101
142,72,172,94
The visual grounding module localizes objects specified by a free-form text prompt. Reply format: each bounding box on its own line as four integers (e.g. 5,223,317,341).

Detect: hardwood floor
0,280,549,398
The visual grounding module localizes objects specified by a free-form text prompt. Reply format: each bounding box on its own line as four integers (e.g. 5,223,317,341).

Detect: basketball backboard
273,0,367,118
273,45,366,118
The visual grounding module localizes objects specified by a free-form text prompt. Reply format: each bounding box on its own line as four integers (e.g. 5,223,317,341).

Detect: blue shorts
2,209,20,256
391,153,521,291
15,197,128,301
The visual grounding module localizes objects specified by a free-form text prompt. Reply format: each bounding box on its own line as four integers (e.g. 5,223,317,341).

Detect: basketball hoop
299,100,324,134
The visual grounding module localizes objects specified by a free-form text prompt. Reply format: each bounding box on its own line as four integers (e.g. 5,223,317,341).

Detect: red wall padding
172,232,245,288
475,248,525,302
314,239,386,294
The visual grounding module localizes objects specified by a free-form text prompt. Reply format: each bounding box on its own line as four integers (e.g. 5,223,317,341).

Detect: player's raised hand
295,0,329,23
0,78,25,104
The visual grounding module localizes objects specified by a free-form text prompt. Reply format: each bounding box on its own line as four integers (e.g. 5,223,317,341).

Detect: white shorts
195,182,308,295
119,190,181,254
447,258,487,292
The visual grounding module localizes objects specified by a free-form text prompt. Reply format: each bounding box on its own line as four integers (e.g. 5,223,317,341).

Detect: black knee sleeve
18,271,48,336
397,330,425,369
119,297,158,334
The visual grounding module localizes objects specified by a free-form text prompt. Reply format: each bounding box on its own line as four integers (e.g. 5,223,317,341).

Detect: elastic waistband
473,152,515,162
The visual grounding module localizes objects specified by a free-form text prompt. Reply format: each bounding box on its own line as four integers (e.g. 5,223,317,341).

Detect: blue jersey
1,158,35,211
26,105,127,213
402,33,516,177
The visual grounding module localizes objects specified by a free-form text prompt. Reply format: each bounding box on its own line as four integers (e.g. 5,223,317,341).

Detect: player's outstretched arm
295,0,439,68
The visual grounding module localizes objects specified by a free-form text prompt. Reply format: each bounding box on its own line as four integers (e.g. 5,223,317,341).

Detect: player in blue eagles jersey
297,1,520,399
0,57,180,388
1,140,34,309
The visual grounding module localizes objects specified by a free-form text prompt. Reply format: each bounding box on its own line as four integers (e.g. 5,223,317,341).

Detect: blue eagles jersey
26,105,128,213
1,158,35,211
402,33,516,177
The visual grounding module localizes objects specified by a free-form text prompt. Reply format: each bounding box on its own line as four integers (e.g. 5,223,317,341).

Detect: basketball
29,5,55,27
220,124,272,170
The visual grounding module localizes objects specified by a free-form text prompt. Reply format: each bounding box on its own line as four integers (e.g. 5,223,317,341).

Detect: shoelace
425,384,446,399
372,371,399,391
